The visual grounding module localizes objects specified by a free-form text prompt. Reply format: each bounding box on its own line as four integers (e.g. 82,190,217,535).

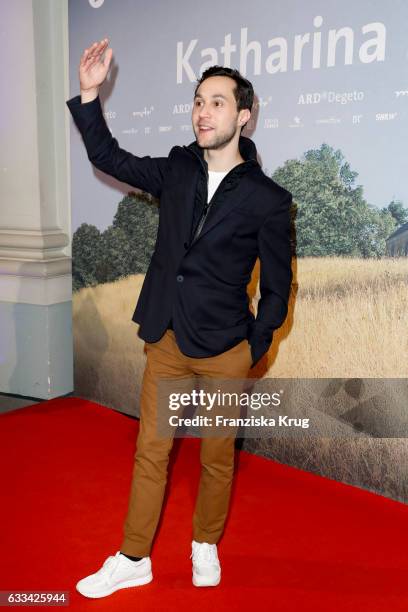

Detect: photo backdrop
68,0,408,503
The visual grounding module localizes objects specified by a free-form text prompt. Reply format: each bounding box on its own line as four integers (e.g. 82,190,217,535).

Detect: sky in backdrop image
68,0,408,233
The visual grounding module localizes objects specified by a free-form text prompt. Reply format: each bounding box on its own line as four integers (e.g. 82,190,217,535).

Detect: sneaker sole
192,572,221,587
76,572,153,598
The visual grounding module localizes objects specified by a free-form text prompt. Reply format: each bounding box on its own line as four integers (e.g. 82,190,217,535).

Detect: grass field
72,255,408,502
249,255,407,377
73,255,408,381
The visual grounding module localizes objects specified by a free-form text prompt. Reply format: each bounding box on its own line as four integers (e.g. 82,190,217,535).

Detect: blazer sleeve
66,94,168,199
248,192,293,368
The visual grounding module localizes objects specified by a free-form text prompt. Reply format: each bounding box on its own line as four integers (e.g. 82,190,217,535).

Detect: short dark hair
194,65,254,133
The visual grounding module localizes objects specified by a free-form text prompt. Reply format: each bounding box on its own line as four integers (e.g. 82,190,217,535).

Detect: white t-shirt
208,170,228,203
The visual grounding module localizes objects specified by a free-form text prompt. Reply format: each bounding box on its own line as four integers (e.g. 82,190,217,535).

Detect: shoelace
190,543,218,563
99,552,121,583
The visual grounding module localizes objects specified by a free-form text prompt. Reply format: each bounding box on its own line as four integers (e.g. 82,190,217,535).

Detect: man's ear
239,108,251,126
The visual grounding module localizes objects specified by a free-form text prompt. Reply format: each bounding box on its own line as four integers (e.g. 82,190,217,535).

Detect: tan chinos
120,329,253,557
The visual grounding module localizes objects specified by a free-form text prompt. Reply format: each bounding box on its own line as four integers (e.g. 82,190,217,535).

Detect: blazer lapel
171,149,202,247
189,161,258,248
179,135,260,250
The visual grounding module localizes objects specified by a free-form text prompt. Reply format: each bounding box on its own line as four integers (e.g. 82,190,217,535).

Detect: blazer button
176,274,184,282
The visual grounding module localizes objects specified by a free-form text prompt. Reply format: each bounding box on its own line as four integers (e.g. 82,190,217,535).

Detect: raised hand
79,38,113,93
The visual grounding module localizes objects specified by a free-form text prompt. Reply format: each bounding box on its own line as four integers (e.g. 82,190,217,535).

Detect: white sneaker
190,540,221,587
76,551,153,598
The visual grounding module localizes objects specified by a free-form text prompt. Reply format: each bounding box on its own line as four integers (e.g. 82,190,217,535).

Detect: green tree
72,192,160,291
72,223,103,291
272,143,396,257
99,226,134,282
382,199,408,227
112,192,159,272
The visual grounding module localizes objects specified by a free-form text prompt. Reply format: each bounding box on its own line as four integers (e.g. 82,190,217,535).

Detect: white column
0,0,73,399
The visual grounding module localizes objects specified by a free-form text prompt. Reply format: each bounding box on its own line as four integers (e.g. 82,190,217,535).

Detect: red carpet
1,397,407,611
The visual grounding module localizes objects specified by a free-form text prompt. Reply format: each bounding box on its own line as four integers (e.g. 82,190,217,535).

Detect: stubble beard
195,122,239,151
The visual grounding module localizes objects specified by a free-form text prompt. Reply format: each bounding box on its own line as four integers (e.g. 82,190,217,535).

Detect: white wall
0,0,73,398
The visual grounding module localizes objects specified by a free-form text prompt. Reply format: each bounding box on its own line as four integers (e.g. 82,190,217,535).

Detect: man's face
192,76,248,150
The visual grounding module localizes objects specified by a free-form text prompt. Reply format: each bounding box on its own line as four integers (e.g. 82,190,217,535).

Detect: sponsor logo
375,112,397,121
254,96,273,109
315,117,341,124
289,116,304,128
132,106,154,118
173,103,193,114
264,118,279,128
298,91,364,105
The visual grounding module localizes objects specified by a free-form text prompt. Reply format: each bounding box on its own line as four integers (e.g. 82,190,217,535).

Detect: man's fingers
103,47,113,68
80,39,109,65
95,40,109,61
85,45,110,71
81,42,97,62
89,39,108,59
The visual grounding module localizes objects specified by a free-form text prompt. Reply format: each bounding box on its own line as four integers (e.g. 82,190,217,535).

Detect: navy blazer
66,94,293,369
